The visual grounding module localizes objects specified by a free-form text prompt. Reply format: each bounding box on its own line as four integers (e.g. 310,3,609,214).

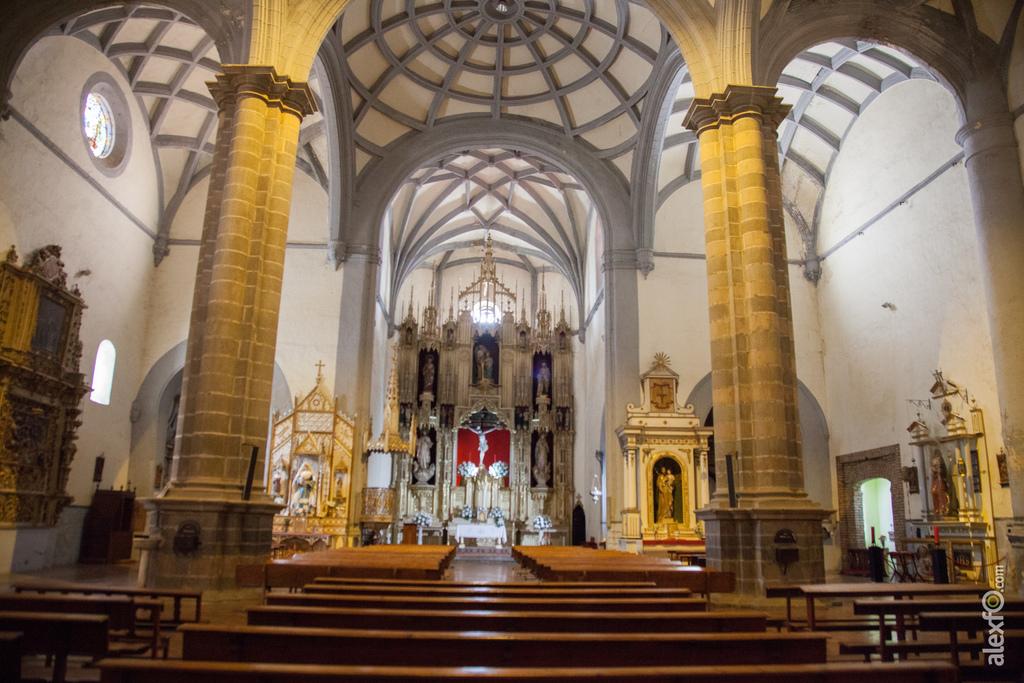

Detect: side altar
268,365,355,551
372,235,575,545
617,354,713,553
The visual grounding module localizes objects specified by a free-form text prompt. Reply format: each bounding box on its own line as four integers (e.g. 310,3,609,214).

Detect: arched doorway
859,477,895,551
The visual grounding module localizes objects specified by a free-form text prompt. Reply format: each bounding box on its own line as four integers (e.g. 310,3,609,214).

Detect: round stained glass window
83,92,114,159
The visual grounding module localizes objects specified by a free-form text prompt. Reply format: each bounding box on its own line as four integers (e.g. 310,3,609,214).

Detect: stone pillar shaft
335,248,382,537
957,109,1024,594
684,85,827,595
685,86,805,503
602,249,642,550
175,66,315,494
146,66,315,590
956,113,1024,517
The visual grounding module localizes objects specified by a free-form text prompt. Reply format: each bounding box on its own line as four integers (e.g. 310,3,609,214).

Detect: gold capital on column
208,65,318,120
682,84,790,136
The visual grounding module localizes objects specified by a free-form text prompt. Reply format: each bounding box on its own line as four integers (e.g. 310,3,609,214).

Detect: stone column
620,443,641,552
603,248,641,551
145,66,316,589
684,85,828,595
335,246,383,539
956,100,1024,594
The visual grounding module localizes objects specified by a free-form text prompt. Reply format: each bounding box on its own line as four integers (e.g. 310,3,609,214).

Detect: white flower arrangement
489,507,505,526
457,461,479,478
487,461,509,478
533,515,553,530
412,511,432,528
459,504,474,519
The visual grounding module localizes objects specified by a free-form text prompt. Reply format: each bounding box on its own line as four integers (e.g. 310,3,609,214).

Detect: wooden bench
301,582,693,599
247,605,770,634
97,659,959,683
511,546,735,596
918,611,1024,667
0,611,108,683
0,592,165,658
12,580,202,623
849,598,1024,661
266,591,709,613
765,585,804,630
258,544,458,593
308,577,657,589
179,623,830,668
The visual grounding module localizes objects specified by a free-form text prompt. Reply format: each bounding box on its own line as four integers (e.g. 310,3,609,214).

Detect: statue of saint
290,461,316,516
483,350,494,382
533,436,551,487
412,434,435,484
421,354,435,394
656,466,675,521
537,361,551,398
931,451,949,516
474,344,487,383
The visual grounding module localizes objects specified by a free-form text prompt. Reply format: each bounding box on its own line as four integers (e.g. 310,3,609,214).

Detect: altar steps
455,546,513,561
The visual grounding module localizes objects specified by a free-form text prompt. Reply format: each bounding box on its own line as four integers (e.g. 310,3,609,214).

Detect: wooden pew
846,598,1024,662
918,611,1024,668
0,611,108,683
247,605,769,634
301,582,693,600
178,623,830,668
307,581,655,589
97,659,959,683
0,592,165,658
512,546,735,596
12,580,202,623
266,591,708,613
259,546,457,590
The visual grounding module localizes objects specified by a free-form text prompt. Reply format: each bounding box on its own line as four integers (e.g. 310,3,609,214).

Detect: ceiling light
496,1,509,12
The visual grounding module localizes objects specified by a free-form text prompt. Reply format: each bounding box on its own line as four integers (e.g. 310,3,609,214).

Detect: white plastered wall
817,79,1008,526
0,36,159,571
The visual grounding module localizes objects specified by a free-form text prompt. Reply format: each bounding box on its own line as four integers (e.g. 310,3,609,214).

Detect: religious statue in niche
420,350,437,396
472,333,499,385
445,325,456,347
656,467,675,521
537,362,551,398
412,430,435,485
290,460,317,515
652,456,683,524
558,331,568,352
533,352,553,406
405,326,414,346
519,329,528,349
997,448,1010,487
270,460,286,501
439,405,454,430
930,449,958,517
532,432,552,487
477,432,489,466
515,406,530,431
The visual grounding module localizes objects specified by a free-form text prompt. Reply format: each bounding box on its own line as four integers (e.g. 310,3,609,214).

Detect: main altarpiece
378,236,575,544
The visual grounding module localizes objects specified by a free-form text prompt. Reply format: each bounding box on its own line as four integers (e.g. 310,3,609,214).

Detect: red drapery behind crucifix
457,428,510,485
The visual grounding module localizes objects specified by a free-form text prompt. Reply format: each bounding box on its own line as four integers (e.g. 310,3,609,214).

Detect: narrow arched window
89,340,116,405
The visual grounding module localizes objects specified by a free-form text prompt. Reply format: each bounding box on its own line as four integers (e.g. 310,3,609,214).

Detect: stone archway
835,444,906,571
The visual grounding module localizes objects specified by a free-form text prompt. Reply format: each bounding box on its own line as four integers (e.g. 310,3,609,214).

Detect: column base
619,508,642,553
995,518,1024,597
141,490,283,590
697,505,831,596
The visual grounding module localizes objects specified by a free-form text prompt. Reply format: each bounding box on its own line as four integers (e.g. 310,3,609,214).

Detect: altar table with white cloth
453,522,507,547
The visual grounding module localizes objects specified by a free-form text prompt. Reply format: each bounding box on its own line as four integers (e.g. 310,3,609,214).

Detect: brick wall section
836,444,905,569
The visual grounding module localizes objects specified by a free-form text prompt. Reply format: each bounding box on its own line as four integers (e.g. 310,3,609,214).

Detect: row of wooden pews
96,545,956,682
237,544,458,592
512,545,735,599
1,582,202,682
